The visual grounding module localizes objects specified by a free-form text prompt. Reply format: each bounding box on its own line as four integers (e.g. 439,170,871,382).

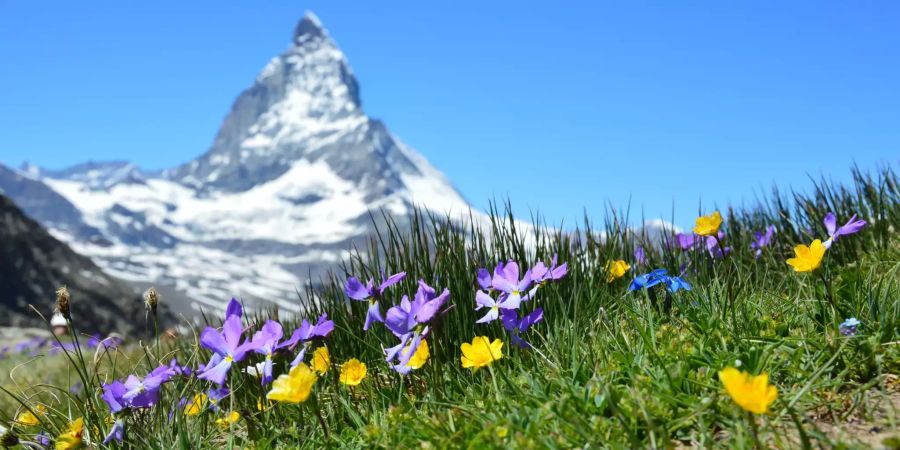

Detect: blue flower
628,269,691,293
839,317,860,336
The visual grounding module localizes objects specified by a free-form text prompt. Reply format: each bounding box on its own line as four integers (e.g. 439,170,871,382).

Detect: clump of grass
1,165,898,448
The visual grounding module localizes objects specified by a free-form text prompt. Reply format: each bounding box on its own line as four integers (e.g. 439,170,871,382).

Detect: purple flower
225,298,243,319
278,314,334,367
87,334,102,348
36,431,50,446
248,320,283,384
102,380,128,413
197,315,253,385
750,225,776,258
168,358,191,377
99,335,124,349
207,387,230,412
345,271,406,331
122,364,175,408
839,317,860,336
385,281,450,337
103,418,125,444
824,212,866,249
675,233,696,250
475,290,522,323
384,281,450,373
501,307,544,348
634,246,646,266
705,232,731,259
476,267,493,290
490,261,533,307
385,332,423,375
530,255,568,284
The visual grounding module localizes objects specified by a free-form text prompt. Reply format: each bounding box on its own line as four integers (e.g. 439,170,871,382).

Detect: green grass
1,165,899,449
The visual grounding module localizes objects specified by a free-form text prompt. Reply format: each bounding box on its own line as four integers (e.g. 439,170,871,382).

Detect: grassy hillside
0,166,898,449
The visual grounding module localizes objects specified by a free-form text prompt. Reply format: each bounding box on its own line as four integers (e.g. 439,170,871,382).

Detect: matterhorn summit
0,12,470,314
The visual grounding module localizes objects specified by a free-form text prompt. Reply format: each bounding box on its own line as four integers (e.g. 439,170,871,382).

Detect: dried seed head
0,428,19,447
144,287,160,315
55,285,71,320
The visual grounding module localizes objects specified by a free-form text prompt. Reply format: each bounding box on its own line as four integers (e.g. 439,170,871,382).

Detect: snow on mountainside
3,12,470,315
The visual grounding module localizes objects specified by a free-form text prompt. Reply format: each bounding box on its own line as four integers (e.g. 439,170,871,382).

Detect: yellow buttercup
786,239,826,272
718,367,778,414
460,336,503,371
693,211,723,236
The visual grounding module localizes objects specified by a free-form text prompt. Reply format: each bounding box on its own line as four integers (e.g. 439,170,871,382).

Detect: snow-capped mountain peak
2,12,470,315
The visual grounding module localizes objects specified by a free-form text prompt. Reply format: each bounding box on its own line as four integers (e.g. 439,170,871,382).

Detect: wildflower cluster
0,171,890,448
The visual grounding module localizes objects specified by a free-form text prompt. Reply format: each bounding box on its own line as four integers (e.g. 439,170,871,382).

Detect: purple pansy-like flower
628,269,691,293
168,358,191,377
278,314,334,367
384,332,424,375
345,271,406,331
87,334,102,348
491,261,533,306
751,225,776,258
475,290,522,323
824,212,866,249
248,320,283,384
207,387,230,412
705,232,732,259
102,380,128,414
225,298,243,319
531,255,568,285
476,267,493,290
675,233,697,250
501,307,544,349
384,281,450,373
197,315,253,385
122,364,175,408
103,418,125,444
385,281,450,337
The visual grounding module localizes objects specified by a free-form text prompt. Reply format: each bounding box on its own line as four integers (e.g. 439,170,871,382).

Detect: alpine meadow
0,165,898,448
1,5,899,450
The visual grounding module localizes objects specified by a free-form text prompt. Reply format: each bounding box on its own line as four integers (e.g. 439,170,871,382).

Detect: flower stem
747,411,763,450
487,365,502,403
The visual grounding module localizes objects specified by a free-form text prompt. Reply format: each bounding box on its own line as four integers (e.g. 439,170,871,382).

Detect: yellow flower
786,239,826,272
339,358,367,386
406,339,430,370
718,367,778,414
605,260,630,283
55,417,84,450
16,404,46,426
460,336,503,371
496,426,509,438
693,211,723,236
312,346,330,375
215,411,241,428
184,393,207,416
267,362,318,404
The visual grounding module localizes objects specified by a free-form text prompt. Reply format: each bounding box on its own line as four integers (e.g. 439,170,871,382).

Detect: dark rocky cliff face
0,194,170,334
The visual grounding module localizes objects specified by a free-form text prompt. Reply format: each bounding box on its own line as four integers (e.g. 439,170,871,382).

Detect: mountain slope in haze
0,194,168,333
2,12,471,314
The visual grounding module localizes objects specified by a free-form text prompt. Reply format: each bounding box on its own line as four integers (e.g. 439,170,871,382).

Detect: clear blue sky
1,1,898,228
